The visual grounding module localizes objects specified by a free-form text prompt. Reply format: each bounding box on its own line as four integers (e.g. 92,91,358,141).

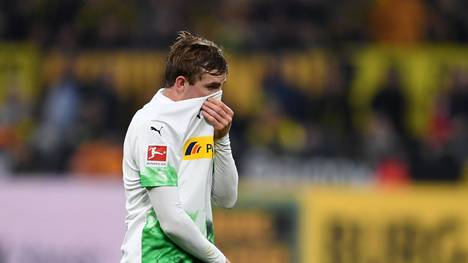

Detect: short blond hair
164,31,227,87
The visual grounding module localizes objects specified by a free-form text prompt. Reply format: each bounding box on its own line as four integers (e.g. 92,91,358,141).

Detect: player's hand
226,259,231,263
201,98,234,140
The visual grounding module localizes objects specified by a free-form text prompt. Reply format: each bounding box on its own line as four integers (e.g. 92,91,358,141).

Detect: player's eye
205,82,221,90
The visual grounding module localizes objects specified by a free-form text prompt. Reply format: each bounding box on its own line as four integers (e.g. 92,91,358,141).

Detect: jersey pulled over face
121,89,222,263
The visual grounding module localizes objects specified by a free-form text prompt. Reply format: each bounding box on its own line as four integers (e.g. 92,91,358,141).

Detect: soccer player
120,31,238,263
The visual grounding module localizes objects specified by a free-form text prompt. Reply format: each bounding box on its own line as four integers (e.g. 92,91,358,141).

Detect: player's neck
162,87,182,101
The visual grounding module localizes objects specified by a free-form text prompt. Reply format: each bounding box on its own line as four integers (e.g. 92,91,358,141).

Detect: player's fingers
206,99,234,118
203,110,229,129
202,106,230,129
202,104,230,126
204,100,232,121
201,110,217,125
219,102,234,117
203,100,223,115
202,111,224,130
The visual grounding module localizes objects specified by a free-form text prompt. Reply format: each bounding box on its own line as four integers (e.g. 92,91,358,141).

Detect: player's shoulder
126,91,191,144
128,109,183,145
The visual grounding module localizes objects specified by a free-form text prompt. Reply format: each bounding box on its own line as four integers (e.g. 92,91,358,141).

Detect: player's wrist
214,133,230,144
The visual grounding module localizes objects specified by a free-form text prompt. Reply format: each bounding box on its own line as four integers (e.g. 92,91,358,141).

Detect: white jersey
121,89,222,263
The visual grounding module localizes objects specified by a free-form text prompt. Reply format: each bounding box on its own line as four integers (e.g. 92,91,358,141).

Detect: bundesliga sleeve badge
146,145,168,166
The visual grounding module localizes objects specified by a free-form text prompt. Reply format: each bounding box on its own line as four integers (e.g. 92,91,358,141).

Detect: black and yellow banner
0,43,38,104
300,187,468,263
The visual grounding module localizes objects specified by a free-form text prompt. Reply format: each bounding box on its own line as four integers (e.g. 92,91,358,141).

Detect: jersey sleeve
135,121,180,188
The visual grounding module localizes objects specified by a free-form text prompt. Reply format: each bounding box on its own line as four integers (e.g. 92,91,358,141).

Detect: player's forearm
163,209,226,263
148,187,226,263
213,135,238,208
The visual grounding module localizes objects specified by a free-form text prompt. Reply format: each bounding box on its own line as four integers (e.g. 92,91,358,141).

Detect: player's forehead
198,72,227,84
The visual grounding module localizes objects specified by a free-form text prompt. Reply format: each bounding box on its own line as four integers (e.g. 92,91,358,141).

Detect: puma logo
151,126,163,136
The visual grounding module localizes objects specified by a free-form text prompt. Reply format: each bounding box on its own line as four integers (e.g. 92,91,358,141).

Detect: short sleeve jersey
120,89,221,263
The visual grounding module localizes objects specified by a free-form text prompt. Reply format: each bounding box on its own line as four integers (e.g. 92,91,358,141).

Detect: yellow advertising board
300,186,468,263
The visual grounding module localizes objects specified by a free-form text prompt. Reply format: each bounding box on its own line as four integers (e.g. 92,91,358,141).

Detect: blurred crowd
0,0,467,184
1,0,468,50
238,57,468,184
0,54,125,175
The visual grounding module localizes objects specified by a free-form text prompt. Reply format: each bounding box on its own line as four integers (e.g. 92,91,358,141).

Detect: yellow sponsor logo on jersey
183,136,214,160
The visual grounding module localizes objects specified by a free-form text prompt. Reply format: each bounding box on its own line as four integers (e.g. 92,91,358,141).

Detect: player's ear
174,76,188,93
